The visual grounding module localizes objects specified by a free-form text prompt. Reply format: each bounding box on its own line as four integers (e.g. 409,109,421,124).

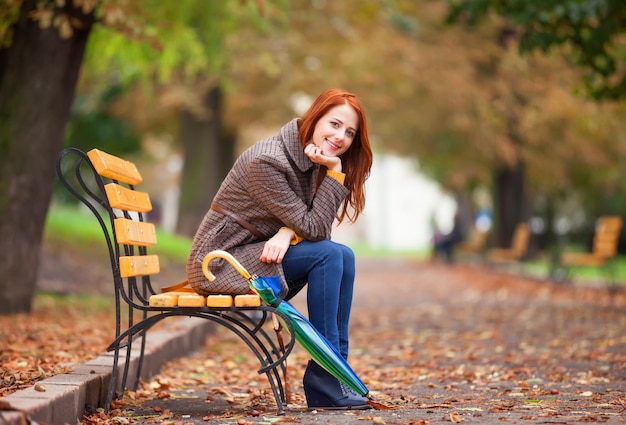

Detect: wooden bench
557,215,623,288
56,148,296,414
456,227,489,260
486,222,530,265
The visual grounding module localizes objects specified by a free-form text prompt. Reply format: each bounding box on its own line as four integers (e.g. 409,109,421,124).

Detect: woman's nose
333,129,346,140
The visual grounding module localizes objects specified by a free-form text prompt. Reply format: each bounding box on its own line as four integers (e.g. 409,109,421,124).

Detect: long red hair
298,89,373,223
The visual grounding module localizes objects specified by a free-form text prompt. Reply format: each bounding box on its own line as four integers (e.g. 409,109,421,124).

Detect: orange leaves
449,411,462,422
72,0,98,15
27,0,92,39
0,294,113,397
4,258,626,423
99,2,126,27
28,7,54,29
27,0,129,40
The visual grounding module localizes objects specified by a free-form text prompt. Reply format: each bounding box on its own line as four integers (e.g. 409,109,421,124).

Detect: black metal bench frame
55,147,295,414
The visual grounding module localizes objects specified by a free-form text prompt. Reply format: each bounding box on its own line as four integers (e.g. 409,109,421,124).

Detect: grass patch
523,252,626,286
45,204,103,244
34,291,114,313
350,241,429,259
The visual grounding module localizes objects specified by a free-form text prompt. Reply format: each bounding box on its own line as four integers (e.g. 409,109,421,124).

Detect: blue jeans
281,240,355,360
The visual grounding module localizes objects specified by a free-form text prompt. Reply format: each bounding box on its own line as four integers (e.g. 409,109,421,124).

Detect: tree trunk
493,160,527,248
177,85,235,237
0,1,94,314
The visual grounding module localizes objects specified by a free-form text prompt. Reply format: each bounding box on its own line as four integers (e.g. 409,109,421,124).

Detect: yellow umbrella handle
201,250,251,281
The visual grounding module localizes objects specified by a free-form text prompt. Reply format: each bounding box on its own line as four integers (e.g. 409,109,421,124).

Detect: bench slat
178,294,207,307
114,218,157,246
149,292,184,307
234,294,262,307
591,216,622,258
207,295,233,307
119,255,160,277
561,252,607,266
105,183,152,213
593,240,619,257
597,217,622,232
88,149,143,185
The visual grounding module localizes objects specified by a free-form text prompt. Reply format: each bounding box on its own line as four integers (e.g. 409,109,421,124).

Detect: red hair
298,89,373,223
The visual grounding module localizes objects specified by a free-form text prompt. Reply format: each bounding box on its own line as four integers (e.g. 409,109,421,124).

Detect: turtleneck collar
280,118,317,173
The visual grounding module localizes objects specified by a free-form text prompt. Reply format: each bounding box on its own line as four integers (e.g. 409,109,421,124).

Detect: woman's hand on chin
304,143,342,172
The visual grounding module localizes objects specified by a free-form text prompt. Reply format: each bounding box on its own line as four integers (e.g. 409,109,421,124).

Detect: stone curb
1,318,214,425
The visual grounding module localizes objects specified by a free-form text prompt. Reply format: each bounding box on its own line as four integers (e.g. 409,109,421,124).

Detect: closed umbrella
202,250,384,408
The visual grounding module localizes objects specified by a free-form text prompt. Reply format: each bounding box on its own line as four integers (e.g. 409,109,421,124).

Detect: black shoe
303,360,372,410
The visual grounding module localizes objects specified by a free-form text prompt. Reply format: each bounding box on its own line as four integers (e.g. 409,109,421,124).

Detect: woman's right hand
260,227,295,264
304,143,342,172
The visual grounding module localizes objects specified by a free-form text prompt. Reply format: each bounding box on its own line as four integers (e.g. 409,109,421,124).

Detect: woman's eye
347,130,355,138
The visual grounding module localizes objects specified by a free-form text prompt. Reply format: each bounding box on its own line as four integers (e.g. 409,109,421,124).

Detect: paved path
109,259,626,425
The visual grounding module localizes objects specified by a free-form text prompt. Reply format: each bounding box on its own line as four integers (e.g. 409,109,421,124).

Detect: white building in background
332,153,456,252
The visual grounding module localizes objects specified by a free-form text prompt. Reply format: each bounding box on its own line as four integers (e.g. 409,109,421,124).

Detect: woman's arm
246,156,348,241
259,227,296,264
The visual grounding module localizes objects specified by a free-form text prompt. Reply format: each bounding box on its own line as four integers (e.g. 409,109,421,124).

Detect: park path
88,259,626,425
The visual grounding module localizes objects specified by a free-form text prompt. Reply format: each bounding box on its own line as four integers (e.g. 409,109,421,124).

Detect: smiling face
310,103,359,157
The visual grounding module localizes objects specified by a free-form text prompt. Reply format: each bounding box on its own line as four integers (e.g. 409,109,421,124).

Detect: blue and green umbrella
202,250,382,407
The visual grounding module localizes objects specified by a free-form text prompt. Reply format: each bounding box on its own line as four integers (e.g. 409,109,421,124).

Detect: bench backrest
463,227,488,252
87,149,160,279
510,223,530,257
56,148,161,309
592,216,623,259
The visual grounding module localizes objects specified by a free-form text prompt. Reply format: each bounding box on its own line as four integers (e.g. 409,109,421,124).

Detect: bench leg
105,346,120,412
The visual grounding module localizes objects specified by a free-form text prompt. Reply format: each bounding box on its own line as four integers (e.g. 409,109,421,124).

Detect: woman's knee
315,240,354,262
339,243,355,265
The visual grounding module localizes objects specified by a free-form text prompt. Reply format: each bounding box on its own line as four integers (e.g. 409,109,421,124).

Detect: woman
187,88,373,409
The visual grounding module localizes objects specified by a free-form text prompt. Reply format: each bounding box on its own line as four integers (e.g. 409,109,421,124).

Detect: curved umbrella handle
201,250,251,282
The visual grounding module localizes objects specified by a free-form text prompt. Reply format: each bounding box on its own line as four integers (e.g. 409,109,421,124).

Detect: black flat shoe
303,360,372,410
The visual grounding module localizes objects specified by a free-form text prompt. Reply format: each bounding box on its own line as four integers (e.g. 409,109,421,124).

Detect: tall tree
0,0,274,314
0,0,96,314
177,86,235,236
446,0,626,100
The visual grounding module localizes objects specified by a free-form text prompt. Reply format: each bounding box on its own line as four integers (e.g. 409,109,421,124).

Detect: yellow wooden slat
114,218,157,246
597,216,623,232
234,294,261,307
561,252,606,266
593,240,618,258
207,295,233,307
119,255,160,277
178,294,206,307
87,149,143,185
511,224,530,254
105,183,152,213
590,216,623,258
149,291,196,307
150,293,179,307
595,232,619,243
